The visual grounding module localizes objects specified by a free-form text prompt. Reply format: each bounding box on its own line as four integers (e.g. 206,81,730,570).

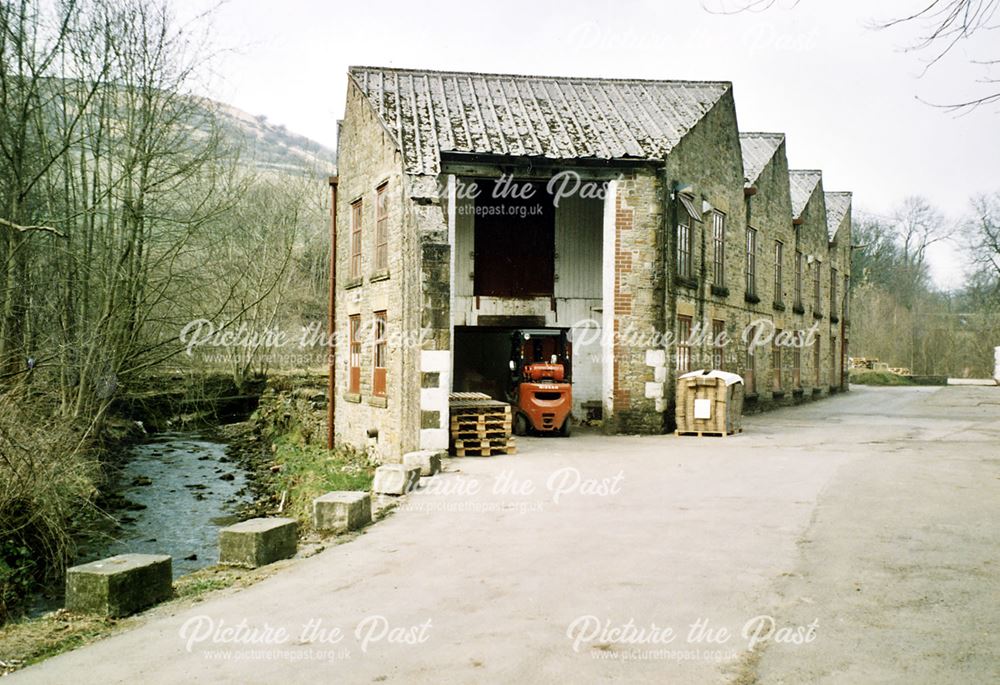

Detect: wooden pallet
452,437,517,456
449,402,511,416
450,416,512,429
448,391,493,401
453,443,518,457
451,427,511,439
674,428,743,438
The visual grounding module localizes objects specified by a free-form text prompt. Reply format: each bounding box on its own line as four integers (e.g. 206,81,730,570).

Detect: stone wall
609,171,668,433
333,80,420,461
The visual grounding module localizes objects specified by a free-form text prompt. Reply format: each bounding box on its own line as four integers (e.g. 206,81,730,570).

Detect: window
793,335,802,390
372,311,387,397
712,212,725,287
676,315,692,373
350,200,363,280
813,261,822,312
830,268,838,317
831,336,838,387
772,329,782,391
712,319,725,370
677,216,692,279
745,227,757,295
375,184,388,272
745,346,756,395
843,275,850,319
348,315,361,394
774,241,784,304
794,250,803,308
814,334,821,387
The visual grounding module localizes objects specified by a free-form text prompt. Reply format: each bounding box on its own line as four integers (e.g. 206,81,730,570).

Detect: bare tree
702,1,1000,112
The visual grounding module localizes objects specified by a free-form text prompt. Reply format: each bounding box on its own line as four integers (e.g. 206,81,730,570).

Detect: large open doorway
450,173,608,422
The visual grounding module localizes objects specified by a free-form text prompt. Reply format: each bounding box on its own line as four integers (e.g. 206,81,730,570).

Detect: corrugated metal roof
349,66,732,175
789,170,822,219
824,191,852,241
739,132,784,186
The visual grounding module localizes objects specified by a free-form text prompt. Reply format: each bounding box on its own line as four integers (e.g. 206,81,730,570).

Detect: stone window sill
675,276,698,290
813,311,824,320
811,387,822,395
772,389,785,399
711,285,729,298
792,303,805,315
368,395,388,408
344,392,362,403
345,277,363,290
369,269,390,283
744,292,761,304
830,315,840,324
773,301,786,312
745,392,759,402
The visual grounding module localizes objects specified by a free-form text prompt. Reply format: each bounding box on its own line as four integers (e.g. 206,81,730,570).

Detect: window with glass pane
712,319,725,370
772,329,782,390
774,241,784,304
350,200,362,279
375,184,388,272
746,227,757,295
677,216,692,279
372,311,387,397
712,212,725,287
794,250,803,307
676,315,692,372
830,267,838,316
348,315,361,393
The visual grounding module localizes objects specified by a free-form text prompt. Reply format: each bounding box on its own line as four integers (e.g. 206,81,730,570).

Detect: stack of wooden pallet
448,392,516,456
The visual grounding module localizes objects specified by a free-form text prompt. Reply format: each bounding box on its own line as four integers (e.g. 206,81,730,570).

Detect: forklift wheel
559,418,572,437
513,413,529,437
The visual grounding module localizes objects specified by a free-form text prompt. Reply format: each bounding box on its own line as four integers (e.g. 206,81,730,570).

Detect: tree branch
0,217,66,238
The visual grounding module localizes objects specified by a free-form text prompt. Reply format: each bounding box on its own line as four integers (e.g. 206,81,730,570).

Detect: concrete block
644,381,664,399
219,517,297,568
654,365,667,383
312,491,371,533
65,553,172,617
645,349,666,368
372,464,421,495
403,450,443,477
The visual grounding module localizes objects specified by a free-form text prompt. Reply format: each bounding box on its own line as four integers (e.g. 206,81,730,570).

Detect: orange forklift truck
507,328,572,436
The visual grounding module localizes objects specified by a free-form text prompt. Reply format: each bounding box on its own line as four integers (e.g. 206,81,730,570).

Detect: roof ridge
348,65,732,88
740,131,784,138
789,169,823,174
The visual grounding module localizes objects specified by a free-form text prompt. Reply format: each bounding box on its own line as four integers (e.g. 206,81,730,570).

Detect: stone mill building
330,66,852,460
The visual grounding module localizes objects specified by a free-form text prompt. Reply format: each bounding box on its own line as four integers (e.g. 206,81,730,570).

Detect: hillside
213,100,336,176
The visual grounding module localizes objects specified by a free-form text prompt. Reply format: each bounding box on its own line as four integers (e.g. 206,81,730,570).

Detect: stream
98,431,253,578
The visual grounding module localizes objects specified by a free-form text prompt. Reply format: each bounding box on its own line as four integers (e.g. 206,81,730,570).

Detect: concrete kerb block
645,349,666,368
372,464,421,495
402,450,443,477
219,517,297,568
313,491,372,533
65,553,172,617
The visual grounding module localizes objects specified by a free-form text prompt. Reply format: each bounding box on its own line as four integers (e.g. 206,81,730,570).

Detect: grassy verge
0,563,281,674
263,439,376,529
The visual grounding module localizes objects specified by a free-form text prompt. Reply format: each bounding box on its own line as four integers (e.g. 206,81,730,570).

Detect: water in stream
99,431,253,578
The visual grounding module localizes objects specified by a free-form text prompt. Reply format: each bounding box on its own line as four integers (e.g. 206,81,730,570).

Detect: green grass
267,440,375,529
849,370,915,386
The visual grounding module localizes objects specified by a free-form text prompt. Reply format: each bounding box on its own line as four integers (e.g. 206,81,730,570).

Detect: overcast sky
177,0,1000,289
